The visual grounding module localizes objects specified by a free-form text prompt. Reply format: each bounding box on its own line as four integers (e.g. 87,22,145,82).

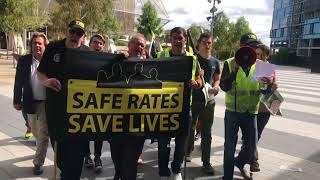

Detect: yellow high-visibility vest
224,58,261,114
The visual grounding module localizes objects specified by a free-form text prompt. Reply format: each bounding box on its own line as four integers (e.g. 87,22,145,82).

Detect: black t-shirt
197,55,220,84
193,55,220,102
37,38,90,81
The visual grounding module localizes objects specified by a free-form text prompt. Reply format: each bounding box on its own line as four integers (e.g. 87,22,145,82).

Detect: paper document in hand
205,82,215,102
252,60,275,82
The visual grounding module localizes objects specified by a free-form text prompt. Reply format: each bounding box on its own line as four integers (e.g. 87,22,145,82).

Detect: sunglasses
69,29,84,37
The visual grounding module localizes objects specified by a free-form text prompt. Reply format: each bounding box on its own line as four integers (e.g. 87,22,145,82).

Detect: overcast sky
147,0,275,45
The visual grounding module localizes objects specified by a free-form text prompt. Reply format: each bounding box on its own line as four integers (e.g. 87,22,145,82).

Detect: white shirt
30,57,46,100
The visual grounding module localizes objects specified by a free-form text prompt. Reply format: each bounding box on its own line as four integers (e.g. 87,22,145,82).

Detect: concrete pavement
0,51,319,179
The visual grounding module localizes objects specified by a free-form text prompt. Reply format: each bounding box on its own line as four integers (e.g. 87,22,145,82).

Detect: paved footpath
0,53,319,179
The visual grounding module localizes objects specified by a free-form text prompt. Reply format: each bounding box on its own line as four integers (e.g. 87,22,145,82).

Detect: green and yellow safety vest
224,58,261,114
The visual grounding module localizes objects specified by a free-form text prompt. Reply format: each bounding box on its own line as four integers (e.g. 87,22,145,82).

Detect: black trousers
51,138,87,180
109,135,145,180
85,140,104,157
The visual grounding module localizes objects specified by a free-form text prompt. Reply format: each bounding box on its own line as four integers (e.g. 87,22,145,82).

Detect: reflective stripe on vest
224,58,261,114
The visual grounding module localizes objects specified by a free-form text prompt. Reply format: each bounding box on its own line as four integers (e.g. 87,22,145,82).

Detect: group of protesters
13,19,276,180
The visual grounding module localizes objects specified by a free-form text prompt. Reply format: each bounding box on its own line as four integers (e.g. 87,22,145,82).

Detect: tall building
270,0,320,57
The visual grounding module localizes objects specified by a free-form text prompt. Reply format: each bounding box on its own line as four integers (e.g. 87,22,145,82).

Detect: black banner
46,49,193,141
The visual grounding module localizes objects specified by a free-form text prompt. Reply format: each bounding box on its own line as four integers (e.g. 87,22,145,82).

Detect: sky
142,0,275,45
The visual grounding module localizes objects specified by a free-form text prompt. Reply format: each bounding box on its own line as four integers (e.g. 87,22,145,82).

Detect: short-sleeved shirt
197,55,220,84
37,38,90,81
193,55,220,102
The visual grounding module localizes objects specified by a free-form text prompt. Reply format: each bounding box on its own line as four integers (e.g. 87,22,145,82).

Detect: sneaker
94,157,102,173
33,165,43,175
160,177,170,180
201,163,215,175
25,131,33,139
84,155,94,168
172,173,182,180
250,161,260,172
185,155,192,162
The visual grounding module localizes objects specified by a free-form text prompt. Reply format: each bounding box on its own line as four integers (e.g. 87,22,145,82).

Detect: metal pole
211,0,216,38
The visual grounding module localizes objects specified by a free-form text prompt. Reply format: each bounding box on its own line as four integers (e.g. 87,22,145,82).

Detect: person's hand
261,77,272,84
232,61,240,73
208,87,219,95
119,51,129,58
189,79,201,89
13,104,22,111
272,82,278,90
43,78,62,92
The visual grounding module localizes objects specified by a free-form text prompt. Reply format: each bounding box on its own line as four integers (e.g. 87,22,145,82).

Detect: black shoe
201,163,215,175
235,162,252,180
33,165,43,175
250,162,260,172
84,155,94,168
94,157,102,173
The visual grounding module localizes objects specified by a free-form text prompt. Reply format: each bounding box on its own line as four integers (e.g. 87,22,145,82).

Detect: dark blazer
13,54,37,114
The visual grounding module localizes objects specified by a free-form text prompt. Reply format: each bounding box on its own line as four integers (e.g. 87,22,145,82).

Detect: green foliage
97,15,119,35
211,11,252,60
49,0,118,38
114,39,128,46
137,0,163,40
269,48,289,65
188,24,206,45
0,0,48,33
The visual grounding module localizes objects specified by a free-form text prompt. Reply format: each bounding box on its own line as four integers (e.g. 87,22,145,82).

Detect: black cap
68,20,85,32
247,40,263,48
240,32,257,45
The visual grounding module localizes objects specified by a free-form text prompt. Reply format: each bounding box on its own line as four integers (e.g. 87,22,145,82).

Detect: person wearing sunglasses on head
37,20,90,180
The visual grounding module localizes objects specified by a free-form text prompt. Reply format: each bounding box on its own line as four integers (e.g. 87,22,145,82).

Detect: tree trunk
5,33,9,59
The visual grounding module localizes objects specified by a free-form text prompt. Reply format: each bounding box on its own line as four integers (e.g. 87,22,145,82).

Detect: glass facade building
270,0,320,57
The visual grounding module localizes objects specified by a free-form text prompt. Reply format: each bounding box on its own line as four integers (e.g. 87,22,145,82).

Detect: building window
310,23,314,34
281,28,284,37
314,23,320,34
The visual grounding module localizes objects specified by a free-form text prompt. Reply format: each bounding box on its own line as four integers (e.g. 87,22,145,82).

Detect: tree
211,11,232,58
0,0,47,55
49,0,118,39
188,24,205,44
97,15,119,35
229,16,252,50
211,11,252,60
137,0,163,40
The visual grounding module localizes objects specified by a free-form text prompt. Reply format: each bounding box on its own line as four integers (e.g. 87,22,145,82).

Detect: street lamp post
207,0,221,38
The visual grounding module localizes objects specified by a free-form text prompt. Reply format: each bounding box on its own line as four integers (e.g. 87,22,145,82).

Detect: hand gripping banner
46,49,193,141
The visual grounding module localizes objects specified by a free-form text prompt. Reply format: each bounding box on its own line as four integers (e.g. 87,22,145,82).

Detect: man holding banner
37,20,90,180
157,27,202,180
109,34,147,180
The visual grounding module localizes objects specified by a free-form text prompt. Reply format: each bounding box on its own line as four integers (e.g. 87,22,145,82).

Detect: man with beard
156,27,202,180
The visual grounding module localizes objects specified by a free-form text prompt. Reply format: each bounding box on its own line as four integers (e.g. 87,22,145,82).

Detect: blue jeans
223,111,257,180
158,135,187,177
